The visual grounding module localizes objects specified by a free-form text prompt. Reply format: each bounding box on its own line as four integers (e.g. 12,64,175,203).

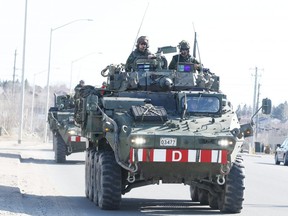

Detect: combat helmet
178,40,190,50
136,36,149,48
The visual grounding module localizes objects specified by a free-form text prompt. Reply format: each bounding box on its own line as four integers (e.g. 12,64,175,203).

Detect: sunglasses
180,48,189,51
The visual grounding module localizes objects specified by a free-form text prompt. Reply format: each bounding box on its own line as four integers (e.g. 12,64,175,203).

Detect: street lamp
18,0,28,144
44,19,93,143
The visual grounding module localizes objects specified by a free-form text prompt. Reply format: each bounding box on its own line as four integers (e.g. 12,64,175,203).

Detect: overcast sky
1,0,287,107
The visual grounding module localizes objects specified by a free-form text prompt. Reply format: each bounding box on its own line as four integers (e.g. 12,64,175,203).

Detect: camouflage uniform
168,54,200,70
74,80,85,100
73,80,84,123
168,40,201,70
125,36,153,72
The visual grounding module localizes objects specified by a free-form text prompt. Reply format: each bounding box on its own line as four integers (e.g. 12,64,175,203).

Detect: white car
275,138,288,165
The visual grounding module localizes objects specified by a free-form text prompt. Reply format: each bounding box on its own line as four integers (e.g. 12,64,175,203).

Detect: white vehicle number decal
160,137,177,146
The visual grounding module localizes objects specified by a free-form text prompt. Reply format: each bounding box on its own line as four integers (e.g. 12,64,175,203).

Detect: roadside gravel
0,137,77,216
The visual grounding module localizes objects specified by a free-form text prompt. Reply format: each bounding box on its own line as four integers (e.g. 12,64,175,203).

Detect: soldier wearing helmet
168,40,201,71
125,36,154,72
101,81,107,95
74,80,85,99
74,80,85,92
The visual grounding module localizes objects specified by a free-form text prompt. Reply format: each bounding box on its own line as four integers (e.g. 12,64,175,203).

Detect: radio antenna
192,23,202,71
131,2,149,52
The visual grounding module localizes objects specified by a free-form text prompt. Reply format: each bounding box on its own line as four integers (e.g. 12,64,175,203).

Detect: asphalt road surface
1,140,288,216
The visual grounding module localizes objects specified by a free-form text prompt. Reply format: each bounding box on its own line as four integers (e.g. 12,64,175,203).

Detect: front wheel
275,153,280,165
284,153,288,166
54,132,67,163
218,157,245,213
96,151,122,210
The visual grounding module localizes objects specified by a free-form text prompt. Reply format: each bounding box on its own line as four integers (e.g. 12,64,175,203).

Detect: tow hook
127,162,138,183
216,175,226,185
128,162,138,173
127,172,136,183
67,146,72,153
220,164,230,175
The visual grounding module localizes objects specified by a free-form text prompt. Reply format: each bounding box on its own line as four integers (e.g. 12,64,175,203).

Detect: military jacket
125,49,152,72
168,54,200,70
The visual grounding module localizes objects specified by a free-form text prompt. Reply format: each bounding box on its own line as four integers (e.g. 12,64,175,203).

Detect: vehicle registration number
160,137,177,146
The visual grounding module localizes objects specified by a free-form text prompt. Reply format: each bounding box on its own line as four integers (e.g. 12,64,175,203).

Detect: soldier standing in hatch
74,80,85,99
73,80,85,122
168,40,201,71
101,81,107,95
125,36,154,72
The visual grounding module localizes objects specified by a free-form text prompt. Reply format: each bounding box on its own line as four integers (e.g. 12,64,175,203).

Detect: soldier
168,40,201,71
73,80,85,123
125,36,154,72
74,80,85,91
74,80,85,99
101,81,107,95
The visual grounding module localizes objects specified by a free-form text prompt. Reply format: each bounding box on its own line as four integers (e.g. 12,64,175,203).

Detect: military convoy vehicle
74,46,271,213
48,93,86,163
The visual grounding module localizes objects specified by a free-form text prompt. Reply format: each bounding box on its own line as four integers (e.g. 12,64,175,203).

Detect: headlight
131,137,146,145
103,121,114,132
68,130,76,135
218,139,233,146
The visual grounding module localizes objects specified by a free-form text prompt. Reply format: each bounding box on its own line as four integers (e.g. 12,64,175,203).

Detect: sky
1,0,288,107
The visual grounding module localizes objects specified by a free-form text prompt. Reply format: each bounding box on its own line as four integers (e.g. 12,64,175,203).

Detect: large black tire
85,150,89,198
198,189,209,205
208,193,218,209
92,152,100,206
52,133,57,151
88,150,95,201
54,132,67,163
284,153,288,166
190,185,199,202
275,153,280,165
218,157,245,213
96,151,122,210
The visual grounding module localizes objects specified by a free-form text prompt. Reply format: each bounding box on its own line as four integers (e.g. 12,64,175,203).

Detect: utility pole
12,49,17,96
18,0,28,144
255,83,261,140
251,67,262,153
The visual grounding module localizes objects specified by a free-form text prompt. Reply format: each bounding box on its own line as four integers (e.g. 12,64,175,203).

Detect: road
1,140,288,216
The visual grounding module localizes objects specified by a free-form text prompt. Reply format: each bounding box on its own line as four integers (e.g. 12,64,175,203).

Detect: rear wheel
275,153,280,165
198,189,209,205
84,150,89,198
97,151,122,210
190,185,199,202
52,133,57,151
284,153,288,166
54,132,66,163
88,150,95,201
208,193,218,209
218,157,245,213
92,152,100,206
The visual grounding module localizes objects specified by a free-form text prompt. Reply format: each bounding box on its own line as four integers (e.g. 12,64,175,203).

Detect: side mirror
239,123,253,138
262,98,272,114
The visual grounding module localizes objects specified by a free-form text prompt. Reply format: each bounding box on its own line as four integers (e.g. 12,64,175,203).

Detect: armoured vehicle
48,93,86,163
75,46,271,213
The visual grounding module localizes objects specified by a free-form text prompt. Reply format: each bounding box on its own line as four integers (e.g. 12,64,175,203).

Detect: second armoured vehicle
75,45,271,213
48,93,86,163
